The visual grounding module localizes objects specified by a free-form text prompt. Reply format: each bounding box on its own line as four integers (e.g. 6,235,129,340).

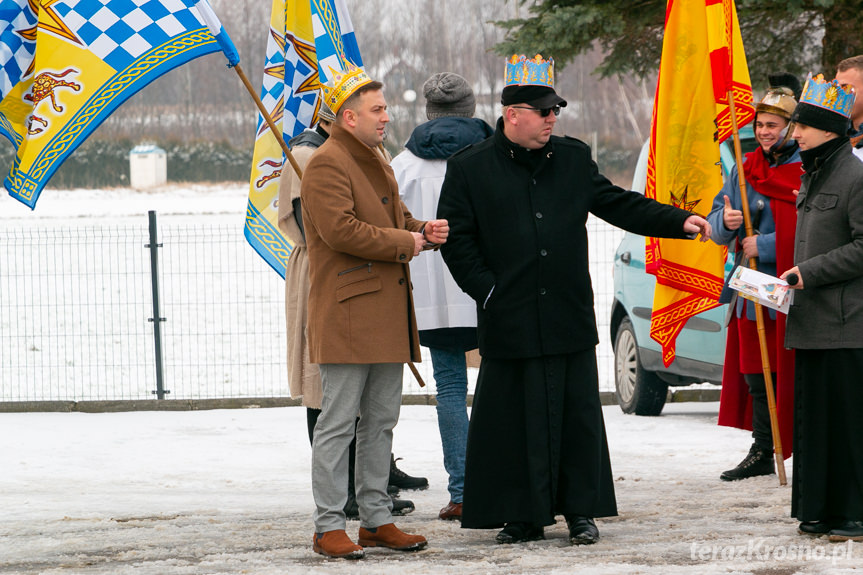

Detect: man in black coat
437,54,712,546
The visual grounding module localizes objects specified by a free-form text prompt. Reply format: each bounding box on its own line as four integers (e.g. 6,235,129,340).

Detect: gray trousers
312,362,403,532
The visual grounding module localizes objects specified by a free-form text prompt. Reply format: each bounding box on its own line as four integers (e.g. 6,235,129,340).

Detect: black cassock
462,349,617,528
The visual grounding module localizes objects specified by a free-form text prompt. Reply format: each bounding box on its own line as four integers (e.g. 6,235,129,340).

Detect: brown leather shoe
358,523,427,551
438,501,462,521
312,530,364,559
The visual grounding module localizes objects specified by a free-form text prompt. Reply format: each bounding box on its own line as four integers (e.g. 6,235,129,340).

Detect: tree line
6,0,838,189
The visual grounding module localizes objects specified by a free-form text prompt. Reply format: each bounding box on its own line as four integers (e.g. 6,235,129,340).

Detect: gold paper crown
320,62,374,114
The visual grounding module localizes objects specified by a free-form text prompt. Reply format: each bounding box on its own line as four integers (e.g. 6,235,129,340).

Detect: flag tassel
727,90,787,486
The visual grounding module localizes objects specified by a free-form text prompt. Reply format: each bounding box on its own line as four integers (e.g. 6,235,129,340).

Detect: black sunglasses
510,105,561,117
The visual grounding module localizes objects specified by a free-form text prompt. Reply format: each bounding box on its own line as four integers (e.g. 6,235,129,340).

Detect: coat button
399,278,405,285
536,212,543,219
540,288,547,295
399,254,406,260
382,196,389,204
804,206,811,212
540,249,548,256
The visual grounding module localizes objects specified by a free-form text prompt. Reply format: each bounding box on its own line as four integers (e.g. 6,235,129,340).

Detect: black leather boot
720,444,775,481
389,454,429,491
344,489,415,518
390,495,415,516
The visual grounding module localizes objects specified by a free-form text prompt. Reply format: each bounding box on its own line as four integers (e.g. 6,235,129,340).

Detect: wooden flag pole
727,91,787,486
408,362,426,388
232,63,427,388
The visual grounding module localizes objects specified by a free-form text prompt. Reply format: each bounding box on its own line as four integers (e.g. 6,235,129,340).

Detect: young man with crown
706,74,802,483
300,63,448,559
437,54,712,546
778,74,863,542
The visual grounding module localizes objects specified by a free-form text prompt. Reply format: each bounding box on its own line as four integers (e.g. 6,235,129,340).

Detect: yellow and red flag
645,0,754,366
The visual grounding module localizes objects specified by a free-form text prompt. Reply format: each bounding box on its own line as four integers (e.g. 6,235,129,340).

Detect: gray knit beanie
423,73,475,120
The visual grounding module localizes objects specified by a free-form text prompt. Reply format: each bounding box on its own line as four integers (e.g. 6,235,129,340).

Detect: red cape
716,149,801,459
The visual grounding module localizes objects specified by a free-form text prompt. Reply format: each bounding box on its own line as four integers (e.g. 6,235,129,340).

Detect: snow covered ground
1,403,858,574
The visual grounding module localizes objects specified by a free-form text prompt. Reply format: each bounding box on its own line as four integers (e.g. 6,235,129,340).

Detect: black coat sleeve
437,159,495,305
586,157,692,239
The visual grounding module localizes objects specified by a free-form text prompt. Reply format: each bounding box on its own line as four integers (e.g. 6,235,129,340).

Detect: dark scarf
799,136,849,173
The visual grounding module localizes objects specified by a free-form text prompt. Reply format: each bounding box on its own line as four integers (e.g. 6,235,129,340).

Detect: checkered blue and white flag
0,0,37,147
1,0,239,208
245,0,364,278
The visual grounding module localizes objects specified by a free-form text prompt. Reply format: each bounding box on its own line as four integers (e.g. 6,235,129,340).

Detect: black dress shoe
828,520,863,542
798,520,832,535
566,515,600,545
495,522,545,544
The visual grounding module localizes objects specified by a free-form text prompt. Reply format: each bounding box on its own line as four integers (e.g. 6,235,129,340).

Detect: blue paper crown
504,54,555,88
799,73,855,119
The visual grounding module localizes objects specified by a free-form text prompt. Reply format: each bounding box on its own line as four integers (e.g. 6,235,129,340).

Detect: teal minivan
610,127,757,415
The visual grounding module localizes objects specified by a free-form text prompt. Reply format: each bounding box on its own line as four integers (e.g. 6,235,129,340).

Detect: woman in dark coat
780,74,863,542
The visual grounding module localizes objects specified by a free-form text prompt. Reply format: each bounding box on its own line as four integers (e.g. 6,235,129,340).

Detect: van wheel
613,317,669,416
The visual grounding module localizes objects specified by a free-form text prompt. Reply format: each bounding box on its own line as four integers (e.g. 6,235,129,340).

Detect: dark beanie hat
424,73,475,120
791,102,851,135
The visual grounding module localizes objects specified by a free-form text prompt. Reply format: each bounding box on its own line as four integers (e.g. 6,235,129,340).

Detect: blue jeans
430,346,469,503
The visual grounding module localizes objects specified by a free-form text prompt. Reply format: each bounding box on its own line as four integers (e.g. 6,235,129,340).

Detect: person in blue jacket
706,76,802,482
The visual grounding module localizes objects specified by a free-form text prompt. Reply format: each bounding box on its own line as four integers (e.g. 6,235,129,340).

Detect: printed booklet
728,266,792,314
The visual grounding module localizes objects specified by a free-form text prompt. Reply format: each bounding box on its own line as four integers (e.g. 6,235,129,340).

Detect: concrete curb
0,388,720,413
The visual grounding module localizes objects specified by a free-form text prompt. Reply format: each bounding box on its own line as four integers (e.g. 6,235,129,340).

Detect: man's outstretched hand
683,215,712,242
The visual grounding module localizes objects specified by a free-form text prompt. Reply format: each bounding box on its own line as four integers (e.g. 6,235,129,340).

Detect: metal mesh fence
1,226,155,401
0,214,625,402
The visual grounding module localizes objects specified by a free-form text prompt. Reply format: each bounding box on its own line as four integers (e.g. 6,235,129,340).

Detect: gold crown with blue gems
320,61,374,113
799,73,855,118
504,54,555,88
